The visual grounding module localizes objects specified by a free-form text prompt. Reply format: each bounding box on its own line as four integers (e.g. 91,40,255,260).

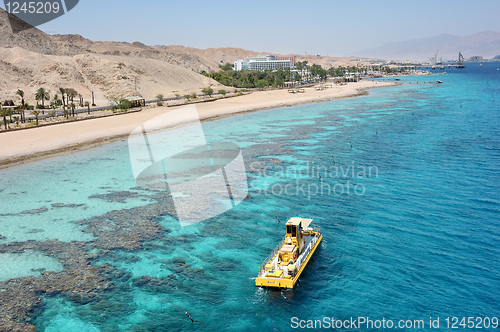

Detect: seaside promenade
0,80,395,169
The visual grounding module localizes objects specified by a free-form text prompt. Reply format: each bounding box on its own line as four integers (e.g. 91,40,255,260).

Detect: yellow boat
255,217,322,288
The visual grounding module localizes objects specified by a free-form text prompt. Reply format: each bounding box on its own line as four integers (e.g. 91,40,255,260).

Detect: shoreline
0,81,397,170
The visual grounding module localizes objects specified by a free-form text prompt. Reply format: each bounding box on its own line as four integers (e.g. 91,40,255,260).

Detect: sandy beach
0,80,396,169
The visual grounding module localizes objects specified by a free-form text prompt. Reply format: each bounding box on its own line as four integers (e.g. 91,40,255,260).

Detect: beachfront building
233,55,295,71
234,60,249,71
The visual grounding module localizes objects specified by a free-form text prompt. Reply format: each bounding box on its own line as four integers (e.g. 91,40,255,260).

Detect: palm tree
66,88,77,103
31,110,40,126
16,89,25,122
69,102,76,117
35,87,50,113
63,107,70,119
43,90,50,113
66,89,77,116
0,103,8,130
85,101,90,114
53,94,60,109
59,87,66,109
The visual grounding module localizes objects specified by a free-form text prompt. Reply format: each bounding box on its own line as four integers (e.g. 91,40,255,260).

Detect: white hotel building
234,55,293,71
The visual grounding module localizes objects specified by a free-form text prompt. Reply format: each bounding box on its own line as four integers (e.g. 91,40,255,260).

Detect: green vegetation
35,87,50,112
201,87,214,97
118,99,132,110
85,101,90,114
16,89,25,122
66,88,77,104
48,110,57,120
220,63,233,71
0,103,10,130
204,61,334,89
218,89,227,96
31,110,40,126
59,87,66,109
204,66,295,88
69,102,76,116
205,61,408,89
156,94,164,106
255,79,267,90
52,94,63,109
106,96,132,111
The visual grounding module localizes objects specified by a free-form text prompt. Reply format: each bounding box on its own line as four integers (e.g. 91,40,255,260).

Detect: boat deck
256,229,322,288
264,234,314,273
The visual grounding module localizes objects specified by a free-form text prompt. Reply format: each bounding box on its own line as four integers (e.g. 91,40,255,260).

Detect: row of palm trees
31,87,89,110
0,87,94,130
33,87,82,114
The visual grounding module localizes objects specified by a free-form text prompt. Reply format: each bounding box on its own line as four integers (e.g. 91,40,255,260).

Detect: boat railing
259,236,286,274
295,230,321,268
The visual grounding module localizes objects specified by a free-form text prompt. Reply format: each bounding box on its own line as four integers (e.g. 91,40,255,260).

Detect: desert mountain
0,8,88,55
0,7,368,105
0,8,233,105
358,31,500,61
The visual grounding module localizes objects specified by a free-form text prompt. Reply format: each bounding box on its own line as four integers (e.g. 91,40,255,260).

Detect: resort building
234,60,249,71
234,55,295,71
275,56,296,67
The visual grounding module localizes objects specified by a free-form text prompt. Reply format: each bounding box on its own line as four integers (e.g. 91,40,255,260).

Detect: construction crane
457,52,465,68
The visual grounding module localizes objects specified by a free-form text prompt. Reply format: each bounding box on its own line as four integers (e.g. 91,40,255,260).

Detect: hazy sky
3,0,500,56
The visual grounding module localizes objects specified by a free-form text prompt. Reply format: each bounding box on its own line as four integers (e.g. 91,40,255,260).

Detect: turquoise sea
0,63,499,331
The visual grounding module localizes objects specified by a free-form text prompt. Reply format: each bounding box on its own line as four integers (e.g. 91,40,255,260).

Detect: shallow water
0,250,63,281
0,63,499,331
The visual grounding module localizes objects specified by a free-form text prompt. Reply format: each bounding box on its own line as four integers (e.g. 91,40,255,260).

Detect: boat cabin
285,217,313,255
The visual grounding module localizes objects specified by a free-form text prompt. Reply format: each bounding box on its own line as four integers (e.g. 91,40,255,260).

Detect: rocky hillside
0,8,230,105
0,9,88,55
0,7,368,105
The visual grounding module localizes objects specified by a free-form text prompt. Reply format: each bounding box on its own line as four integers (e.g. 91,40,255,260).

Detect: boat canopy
287,217,313,228
281,245,295,253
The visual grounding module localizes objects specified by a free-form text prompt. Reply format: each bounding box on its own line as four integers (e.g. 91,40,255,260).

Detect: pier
417,52,466,70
